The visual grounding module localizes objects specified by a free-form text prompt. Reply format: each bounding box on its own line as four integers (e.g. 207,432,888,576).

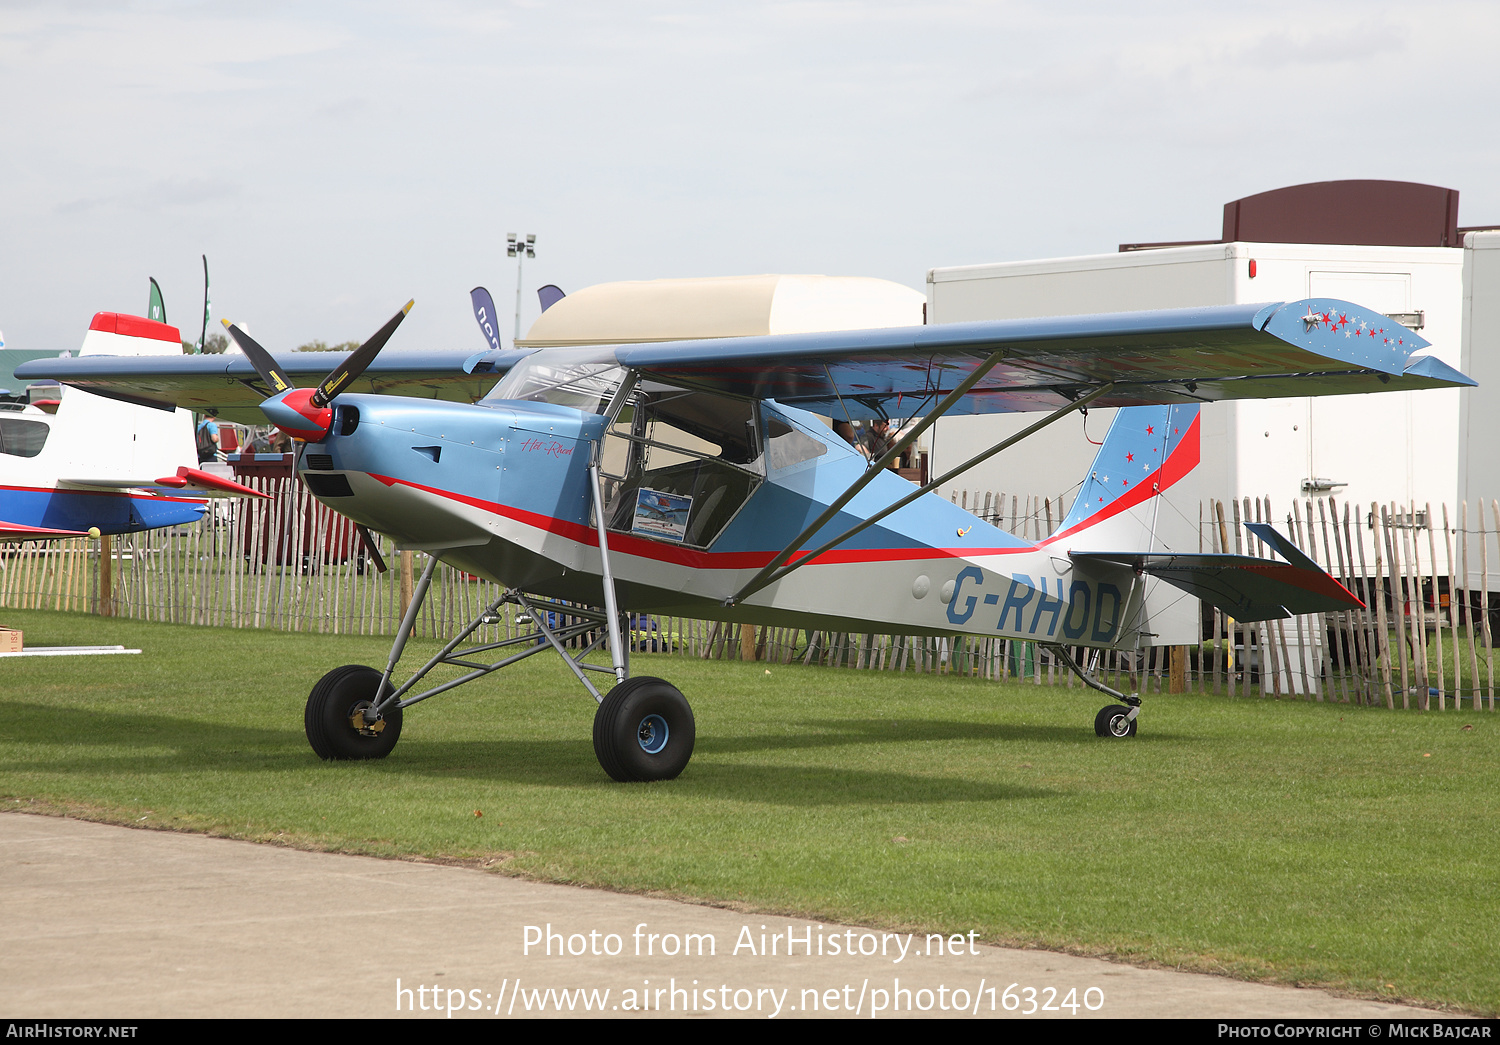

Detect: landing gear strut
1043,643,1142,739
303,452,696,781
300,565,696,780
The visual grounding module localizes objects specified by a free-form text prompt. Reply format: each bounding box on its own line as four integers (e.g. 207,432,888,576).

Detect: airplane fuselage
298,392,1153,649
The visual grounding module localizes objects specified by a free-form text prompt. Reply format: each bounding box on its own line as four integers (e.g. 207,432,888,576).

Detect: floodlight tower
507,233,536,346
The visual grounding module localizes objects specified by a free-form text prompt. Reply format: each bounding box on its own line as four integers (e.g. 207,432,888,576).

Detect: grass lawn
1,608,1496,1014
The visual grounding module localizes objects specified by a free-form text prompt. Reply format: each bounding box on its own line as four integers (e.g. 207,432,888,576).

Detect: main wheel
593,676,695,782
305,665,403,760
1094,703,1137,738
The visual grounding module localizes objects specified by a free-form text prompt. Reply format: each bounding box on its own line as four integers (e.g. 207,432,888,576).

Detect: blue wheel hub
637,713,669,754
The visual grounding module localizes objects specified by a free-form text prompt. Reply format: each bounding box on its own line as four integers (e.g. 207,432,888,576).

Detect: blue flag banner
470,286,503,352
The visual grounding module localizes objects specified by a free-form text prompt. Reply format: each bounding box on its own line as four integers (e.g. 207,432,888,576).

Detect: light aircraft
1,312,263,542
20,298,1473,780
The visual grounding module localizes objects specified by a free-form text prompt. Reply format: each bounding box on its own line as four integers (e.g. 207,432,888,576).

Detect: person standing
195,414,221,463
861,419,898,469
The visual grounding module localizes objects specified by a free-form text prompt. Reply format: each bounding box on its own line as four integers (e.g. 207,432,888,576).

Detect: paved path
0,811,1445,1019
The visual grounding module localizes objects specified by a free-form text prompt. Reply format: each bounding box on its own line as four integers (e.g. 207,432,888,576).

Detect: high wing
14,349,517,425
610,298,1472,418
18,299,1471,424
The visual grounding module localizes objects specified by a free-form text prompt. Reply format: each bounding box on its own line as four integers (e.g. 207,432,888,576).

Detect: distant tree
181,333,229,355
295,339,361,352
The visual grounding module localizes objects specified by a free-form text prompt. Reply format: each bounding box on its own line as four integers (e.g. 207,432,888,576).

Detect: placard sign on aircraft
20,299,1473,780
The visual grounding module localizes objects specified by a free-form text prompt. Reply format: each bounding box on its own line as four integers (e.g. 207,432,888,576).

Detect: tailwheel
1094,703,1138,739
305,665,403,760
593,676,695,782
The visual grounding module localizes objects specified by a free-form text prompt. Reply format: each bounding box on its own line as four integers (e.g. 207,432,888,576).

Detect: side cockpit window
0,417,50,458
601,388,761,548
764,415,826,471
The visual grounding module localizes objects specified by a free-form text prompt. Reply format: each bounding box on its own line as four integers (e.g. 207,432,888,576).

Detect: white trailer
1458,231,1500,559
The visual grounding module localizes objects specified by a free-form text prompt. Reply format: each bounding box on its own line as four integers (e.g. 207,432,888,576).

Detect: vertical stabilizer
48,313,197,479
1052,403,1200,547
1049,402,1203,646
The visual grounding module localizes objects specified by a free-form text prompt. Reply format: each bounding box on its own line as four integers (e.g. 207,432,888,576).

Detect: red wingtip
0,522,94,541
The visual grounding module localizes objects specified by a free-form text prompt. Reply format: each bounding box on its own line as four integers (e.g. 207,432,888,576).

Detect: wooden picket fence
1,477,1495,710
1191,495,1497,711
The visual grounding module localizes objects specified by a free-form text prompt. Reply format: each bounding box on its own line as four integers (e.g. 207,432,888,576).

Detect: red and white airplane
0,312,262,542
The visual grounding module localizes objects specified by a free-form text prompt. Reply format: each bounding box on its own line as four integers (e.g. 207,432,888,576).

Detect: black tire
592,676,695,782
1094,703,1137,738
305,665,403,760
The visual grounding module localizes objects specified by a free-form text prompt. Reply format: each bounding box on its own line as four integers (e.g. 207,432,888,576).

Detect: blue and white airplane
21,298,1472,780
1,312,262,542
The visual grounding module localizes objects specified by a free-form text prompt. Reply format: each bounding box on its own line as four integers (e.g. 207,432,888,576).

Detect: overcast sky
3,0,1497,356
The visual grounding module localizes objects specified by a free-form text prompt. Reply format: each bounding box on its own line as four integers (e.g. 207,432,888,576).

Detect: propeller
221,300,413,441
311,302,413,407
220,320,294,395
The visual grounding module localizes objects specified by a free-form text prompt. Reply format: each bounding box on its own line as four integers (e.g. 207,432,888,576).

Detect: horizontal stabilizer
60,467,268,499
1073,526,1362,623
157,467,271,499
59,478,165,490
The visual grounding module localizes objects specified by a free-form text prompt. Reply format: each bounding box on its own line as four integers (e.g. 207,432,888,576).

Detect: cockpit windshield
487,348,832,548
485,347,625,416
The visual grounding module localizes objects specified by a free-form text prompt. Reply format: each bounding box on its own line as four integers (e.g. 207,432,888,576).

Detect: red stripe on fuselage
368,416,1200,568
365,472,1029,570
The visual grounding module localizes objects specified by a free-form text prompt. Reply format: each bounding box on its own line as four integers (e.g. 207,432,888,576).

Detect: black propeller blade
221,319,294,395
312,299,415,408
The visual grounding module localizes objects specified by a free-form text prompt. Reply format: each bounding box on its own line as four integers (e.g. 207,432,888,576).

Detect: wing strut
723,347,1013,606
725,378,1115,606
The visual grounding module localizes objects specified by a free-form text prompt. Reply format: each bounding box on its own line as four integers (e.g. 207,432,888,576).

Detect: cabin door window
600,389,762,548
